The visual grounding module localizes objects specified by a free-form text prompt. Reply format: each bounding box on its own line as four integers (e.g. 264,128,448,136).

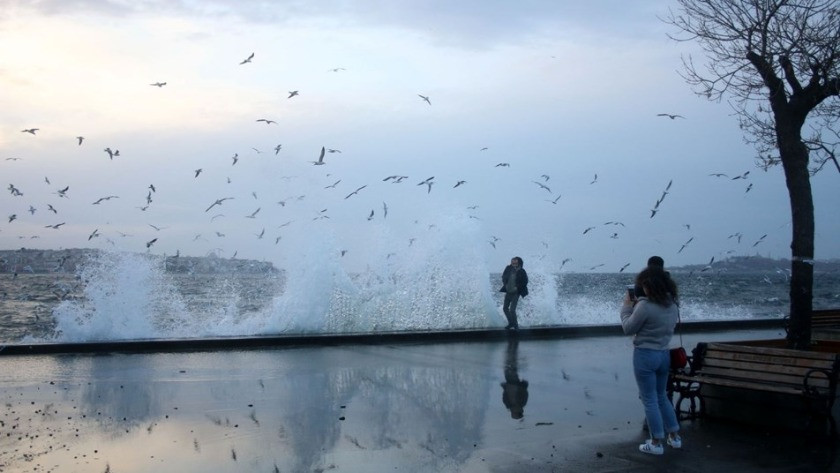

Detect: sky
1,0,839,274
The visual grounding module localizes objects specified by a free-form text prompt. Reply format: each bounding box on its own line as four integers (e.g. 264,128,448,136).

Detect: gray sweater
620,297,678,350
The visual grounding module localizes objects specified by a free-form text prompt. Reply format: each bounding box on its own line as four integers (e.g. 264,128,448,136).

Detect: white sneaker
639,440,664,455
667,435,682,449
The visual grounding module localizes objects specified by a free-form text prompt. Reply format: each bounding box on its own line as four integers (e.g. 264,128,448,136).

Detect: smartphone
626,285,636,299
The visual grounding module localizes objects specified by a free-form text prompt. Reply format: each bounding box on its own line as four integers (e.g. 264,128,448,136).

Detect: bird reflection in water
501,338,529,420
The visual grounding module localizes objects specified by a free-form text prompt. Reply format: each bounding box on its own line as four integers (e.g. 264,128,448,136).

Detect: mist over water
4,220,838,343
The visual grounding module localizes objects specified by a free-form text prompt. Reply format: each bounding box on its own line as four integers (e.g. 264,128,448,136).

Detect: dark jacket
500,265,529,297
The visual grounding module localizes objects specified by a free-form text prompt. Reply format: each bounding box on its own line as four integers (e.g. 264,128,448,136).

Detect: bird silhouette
240,52,254,65
21,128,38,135
657,113,684,119
150,82,167,87
418,94,431,105
288,90,299,98
313,147,326,165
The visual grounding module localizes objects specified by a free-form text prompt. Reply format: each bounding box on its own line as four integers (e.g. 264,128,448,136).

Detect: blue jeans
633,348,680,439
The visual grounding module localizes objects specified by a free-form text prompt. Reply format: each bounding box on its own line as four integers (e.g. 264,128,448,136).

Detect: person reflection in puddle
501,338,529,419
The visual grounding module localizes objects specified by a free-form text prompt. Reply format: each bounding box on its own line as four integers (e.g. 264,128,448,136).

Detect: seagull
256,119,276,125
324,179,341,189
148,223,168,231
8,214,17,223
240,52,254,65
274,144,282,155
546,195,561,204
56,186,69,198
328,67,346,72
146,238,158,248
47,204,57,214
752,234,767,247
288,90,299,98
194,168,203,178
76,136,84,145
480,147,489,151
246,207,261,218
255,228,265,239
344,185,367,199
21,128,38,135
678,237,694,253
92,195,119,205
313,146,326,165
45,222,65,229
619,263,631,273
583,226,595,235
418,94,431,105
657,113,685,119
149,184,156,192
424,181,434,193
454,180,466,188
104,148,116,159
232,153,239,165
205,197,234,212
731,171,750,180
532,181,551,192
383,202,388,219
745,183,753,193
590,173,598,184
709,173,728,178
150,82,167,87
367,210,374,221
327,148,341,153
417,176,434,186
88,229,100,240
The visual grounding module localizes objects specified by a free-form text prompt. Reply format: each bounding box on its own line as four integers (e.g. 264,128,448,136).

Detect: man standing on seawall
500,256,528,329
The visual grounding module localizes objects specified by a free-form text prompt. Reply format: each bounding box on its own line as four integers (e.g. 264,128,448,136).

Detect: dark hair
635,267,676,307
513,256,524,267
647,256,665,268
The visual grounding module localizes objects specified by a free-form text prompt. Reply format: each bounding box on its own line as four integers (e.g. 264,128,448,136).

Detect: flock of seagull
2,50,766,274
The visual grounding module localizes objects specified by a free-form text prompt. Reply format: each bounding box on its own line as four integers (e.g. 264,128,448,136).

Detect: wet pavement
1,325,837,472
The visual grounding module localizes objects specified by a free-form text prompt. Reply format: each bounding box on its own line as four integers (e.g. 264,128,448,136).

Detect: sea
1,250,839,344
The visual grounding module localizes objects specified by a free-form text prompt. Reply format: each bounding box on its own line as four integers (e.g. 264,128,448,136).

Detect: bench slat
705,342,839,362
704,350,836,371
689,375,812,395
698,366,831,389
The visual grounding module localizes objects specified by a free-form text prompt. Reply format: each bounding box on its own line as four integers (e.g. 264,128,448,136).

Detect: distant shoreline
1,248,838,275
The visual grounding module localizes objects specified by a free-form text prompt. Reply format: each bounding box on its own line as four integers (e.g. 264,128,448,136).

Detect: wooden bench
813,309,840,328
786,308,840,341
671,342,840,433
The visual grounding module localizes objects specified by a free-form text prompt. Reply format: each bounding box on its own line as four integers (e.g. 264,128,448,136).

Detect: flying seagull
313,146,326,165
76,136,84,145
418,94,431,105
205,197,234,212
240,52,254,65
21,128,38,135
657,113,685,120
288,90,299,99
150,82,167,87
345,185,367,199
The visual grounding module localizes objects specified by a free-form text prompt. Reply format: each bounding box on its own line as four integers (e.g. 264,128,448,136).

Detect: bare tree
665,0,839,349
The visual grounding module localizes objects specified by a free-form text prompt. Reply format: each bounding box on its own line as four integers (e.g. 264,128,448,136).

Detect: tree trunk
778,129,815,349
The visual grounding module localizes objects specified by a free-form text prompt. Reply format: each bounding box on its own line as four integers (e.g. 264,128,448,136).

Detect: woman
620,267,682,455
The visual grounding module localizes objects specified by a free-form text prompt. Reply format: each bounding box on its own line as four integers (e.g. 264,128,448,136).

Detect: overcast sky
1,0,838,273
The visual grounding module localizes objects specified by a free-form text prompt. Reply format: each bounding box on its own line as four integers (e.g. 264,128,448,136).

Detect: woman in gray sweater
620,267,682,455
